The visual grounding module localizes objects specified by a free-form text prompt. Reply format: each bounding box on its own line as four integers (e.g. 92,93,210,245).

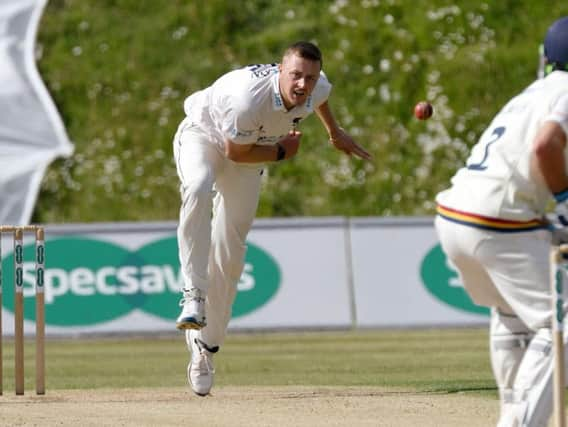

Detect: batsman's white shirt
437,71,568,231
182,63,331,154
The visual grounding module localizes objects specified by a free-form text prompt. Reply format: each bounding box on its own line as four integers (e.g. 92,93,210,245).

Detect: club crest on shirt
247,63,277,78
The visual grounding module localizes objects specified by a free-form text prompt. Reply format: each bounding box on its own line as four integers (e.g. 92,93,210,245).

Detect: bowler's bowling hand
329,128,372,161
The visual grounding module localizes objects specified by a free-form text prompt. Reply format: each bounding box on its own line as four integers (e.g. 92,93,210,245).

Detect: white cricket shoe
187,331,218,396
176,288,206,330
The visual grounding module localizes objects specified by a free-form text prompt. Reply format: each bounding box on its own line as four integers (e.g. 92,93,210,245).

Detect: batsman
435,17,568,427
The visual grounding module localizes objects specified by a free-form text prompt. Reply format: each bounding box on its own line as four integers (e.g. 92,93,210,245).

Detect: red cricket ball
414,101,433,120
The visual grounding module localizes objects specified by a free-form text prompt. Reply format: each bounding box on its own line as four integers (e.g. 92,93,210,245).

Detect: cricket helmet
544,16,568,74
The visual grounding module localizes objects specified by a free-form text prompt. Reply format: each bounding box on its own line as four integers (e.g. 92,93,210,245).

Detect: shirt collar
271,71,313,112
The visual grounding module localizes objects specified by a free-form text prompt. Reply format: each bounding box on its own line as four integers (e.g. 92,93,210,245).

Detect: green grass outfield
1,328,496,396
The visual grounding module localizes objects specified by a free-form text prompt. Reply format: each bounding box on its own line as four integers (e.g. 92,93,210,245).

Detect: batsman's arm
533,121,568,227
533,121,568,193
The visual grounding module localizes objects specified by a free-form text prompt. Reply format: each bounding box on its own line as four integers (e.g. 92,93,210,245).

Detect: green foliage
33,1,568,222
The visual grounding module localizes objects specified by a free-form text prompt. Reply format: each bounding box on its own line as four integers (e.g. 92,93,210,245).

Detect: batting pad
497,328,555,427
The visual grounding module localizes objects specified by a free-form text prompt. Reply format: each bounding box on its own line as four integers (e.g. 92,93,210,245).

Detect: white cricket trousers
173,119,263,347
434,216,552,330
435,216,566,426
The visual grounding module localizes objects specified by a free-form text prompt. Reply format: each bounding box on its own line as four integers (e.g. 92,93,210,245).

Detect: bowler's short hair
283,41,322,68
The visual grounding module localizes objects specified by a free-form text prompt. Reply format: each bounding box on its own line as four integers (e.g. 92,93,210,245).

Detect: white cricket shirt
182,63,332,152
436,71,568,230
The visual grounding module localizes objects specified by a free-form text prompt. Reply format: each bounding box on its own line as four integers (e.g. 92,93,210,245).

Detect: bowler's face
278,53,321,110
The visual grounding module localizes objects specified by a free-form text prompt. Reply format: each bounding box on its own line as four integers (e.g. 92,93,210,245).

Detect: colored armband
554,189,568,203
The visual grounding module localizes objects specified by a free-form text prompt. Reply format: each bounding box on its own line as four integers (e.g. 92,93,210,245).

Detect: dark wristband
276,143,286,161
